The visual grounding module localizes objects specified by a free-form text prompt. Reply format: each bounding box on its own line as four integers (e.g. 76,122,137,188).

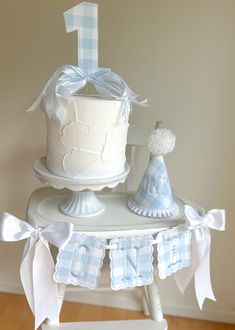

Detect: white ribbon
27,65,148,125
174,205,225,309
0,213,73,329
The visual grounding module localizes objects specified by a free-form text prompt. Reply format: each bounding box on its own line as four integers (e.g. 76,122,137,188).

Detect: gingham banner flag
64,2,98,72
110,236,154,290
157,227,191,279
54,233,106,289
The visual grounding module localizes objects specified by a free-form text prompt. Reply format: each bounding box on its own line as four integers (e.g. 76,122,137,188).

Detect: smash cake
46,95,129,179
28,0,145,182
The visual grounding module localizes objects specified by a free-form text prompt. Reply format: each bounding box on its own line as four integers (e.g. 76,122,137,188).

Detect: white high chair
27,122,185,330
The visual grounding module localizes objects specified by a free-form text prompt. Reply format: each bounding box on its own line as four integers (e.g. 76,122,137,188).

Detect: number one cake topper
64,2,98,73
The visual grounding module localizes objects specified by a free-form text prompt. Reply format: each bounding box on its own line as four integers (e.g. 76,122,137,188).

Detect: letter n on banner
54,233,106,289
109,236,154,290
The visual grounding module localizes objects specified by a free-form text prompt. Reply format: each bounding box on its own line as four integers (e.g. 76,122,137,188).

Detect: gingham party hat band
128,127,179,218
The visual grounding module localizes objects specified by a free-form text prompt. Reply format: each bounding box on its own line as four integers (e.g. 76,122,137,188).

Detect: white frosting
46,95,129,179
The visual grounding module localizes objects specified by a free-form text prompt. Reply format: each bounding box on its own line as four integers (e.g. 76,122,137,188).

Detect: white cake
46,95,129,179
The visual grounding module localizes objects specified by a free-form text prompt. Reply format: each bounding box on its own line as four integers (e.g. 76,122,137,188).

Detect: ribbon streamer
174,205,225,309
27,65,148,125
0,213,73,329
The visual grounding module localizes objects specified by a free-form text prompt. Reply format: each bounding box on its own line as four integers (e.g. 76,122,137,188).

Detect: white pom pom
148,128,176,155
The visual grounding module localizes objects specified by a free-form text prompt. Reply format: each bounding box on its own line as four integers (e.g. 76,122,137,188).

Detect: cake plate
33,157,130,218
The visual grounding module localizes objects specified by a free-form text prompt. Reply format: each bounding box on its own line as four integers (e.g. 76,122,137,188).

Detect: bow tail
195,234,216,309
20,238,60,329
26,66,66,114
173,250,198,294
33,239,59,329
174,230,216,309
173,232,202,294
20,238,36,314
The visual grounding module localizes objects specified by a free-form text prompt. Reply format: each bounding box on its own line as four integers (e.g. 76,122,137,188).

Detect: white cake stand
33,157,130,218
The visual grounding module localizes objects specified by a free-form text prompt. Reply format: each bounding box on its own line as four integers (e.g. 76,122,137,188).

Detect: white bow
26,65,148,126
174,205,225,309
0,213,74,329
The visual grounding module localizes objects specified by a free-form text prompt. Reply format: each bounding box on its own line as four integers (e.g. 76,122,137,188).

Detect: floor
0,292,234,330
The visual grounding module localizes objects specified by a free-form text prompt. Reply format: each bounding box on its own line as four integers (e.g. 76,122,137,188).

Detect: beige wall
0,0,235,322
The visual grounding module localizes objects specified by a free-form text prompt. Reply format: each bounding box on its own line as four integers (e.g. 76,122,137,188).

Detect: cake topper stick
64,2,98,73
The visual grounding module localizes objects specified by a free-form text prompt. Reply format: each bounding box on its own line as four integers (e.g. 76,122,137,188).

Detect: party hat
128,125,179,218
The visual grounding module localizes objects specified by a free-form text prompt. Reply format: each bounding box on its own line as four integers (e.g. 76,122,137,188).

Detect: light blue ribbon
27,65,148,125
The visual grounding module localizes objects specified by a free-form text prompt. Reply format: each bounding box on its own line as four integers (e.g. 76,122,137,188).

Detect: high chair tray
27,187,185,239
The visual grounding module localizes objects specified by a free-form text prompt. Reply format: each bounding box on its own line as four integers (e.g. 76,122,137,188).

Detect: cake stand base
59,190,105,217
33,157,130,218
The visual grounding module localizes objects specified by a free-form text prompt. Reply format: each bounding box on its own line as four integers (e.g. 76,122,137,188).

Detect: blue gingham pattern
157,227,191,279
134,155,176,212
109,236,154,290
64,2,98,72
54,233,106,289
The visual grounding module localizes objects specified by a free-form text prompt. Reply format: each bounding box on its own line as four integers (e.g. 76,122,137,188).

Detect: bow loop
40,222,73,249
206,209,225,231
185,205,225,232
0,213,34,241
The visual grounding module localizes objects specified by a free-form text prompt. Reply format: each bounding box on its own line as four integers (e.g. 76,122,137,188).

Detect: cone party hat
128,125,179,218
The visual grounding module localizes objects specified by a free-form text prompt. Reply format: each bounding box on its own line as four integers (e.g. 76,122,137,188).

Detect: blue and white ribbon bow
174,205,225,309
0,213,74,329
27,65,148,125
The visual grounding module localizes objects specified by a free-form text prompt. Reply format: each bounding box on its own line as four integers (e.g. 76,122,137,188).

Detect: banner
0,204,225,328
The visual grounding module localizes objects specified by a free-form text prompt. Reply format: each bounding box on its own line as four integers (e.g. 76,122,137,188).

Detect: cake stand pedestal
33,157,130,218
